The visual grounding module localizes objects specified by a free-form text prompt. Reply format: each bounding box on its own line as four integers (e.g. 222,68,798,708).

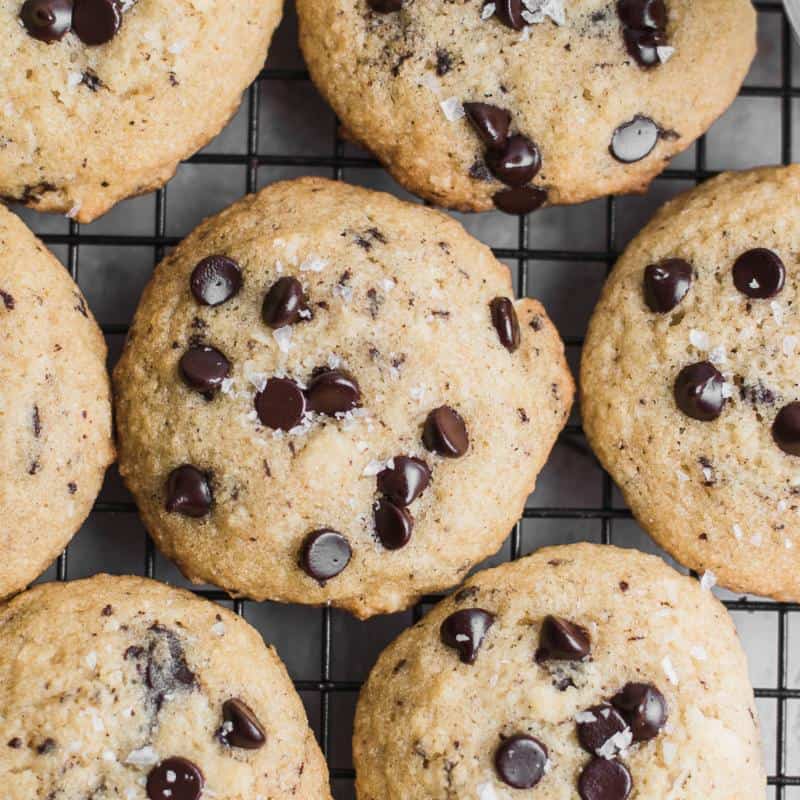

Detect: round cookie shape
296,0,755,213
0,205,113,599
0,574,331,799
113,177,574,618
353,544,766,799
582,165,800,601
0,0,282,222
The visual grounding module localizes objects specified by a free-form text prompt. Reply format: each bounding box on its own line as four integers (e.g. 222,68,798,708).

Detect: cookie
296,0,755,214
113,177,573,618
0,573,331,798
0,0,282,222
353,543,765,799
0,205,113,598
581,165,800,601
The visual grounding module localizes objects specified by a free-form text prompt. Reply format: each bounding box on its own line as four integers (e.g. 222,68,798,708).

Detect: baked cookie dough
582,165,800,601
0,574,331,799
297,0,755,214
353,543,765,799
113,177,573,618
0,0,282,221
0,205,113,598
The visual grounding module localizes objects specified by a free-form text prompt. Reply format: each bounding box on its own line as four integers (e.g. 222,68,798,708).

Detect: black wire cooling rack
21,2,798,796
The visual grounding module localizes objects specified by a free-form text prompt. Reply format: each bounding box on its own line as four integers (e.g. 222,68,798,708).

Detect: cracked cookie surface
113,177,573,617
297,0,754,213
0,0,282,221
0,574,331,799
353,543,765,799
0,205,113,598
582,165,800,601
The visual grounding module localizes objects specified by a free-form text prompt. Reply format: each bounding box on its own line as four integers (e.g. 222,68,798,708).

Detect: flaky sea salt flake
699,570,717,591
440,96,465,122
662,656,679,685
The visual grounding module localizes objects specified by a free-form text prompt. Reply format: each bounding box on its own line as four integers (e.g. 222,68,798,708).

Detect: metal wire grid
24,2,797,796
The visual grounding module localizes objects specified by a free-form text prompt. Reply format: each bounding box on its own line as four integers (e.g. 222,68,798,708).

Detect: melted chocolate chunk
486,135,542,187
732,248,785,299
490,297,521,351
72,0,122,45
493,0,524,30
144,624,197,711
300,529,351,582
535,615,591,662
374,498,413,549
306,370,360,415
377,456,431,506
219,698,266,749
190,256,242,306
773,402,800,456
578,758,632,800
179,346,231,394
674,361,725,422
494,734,548,789
440,608,495,664
423,406,469,457
610,116,660,163
576,704,628,755
165,465,212,517
643,259,693,312
262,276,308,328
147,758,204,800
463,103,511,149
367,0,402,10
493,186,548,214
617,0,667,29
254,377,306,431
611,682,668,742
20,0,72,42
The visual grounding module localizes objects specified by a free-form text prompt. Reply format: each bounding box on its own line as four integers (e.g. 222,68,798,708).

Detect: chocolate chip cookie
0,205,113,598
0,0,282,221
582,165,800,601
297,0,755,214
113,177,573,618
353,543,765,799
0,573,331,799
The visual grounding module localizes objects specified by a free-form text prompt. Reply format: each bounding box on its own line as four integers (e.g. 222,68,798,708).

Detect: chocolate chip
165,465,212,517
623,27,668,67
306,370,360,415
463,103,511,149
179,346,231,394
367,0,401,10
578,758,632,800
486,135,542,187
440,608,495,664
611,682,668,742
71,0,122,45
262,276,308,328
732,248,785,299
377,456,431,505
535,615,591,662
643,259,692,313
147,758,204,800
374,498,413,549
220,698,266,749
490,297,521,352
773,402,800,456
674,362,725,422
423,406,469,457
190,256,242,306
494,734,548,789
493,186,549,214
610,116,659,163
7,738,21,749
300,529,351,582
617,0,667,29
577,704,628,755
493,0,524,30
20,0,72,42
254,377,306,431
